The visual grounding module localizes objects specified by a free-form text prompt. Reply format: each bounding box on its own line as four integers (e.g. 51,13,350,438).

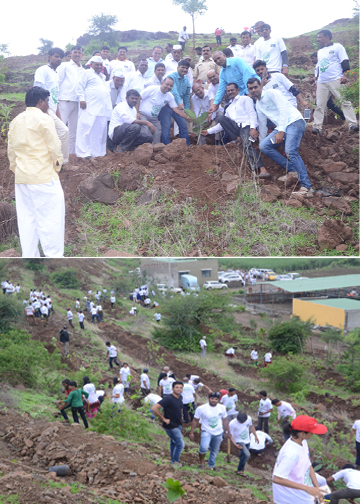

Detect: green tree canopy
87,13,118,45
172,0,208,51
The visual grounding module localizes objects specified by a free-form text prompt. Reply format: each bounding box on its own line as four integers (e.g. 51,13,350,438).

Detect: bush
50,268,79,289
260,356,309,393
268,317,312,354
0,328,61,387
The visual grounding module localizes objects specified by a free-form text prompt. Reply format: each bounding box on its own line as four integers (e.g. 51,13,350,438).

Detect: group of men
7,21,358,257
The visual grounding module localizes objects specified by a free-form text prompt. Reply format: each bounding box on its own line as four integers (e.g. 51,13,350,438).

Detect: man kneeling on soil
108,89,154,152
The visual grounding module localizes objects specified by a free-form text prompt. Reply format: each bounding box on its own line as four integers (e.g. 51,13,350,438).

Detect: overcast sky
3,0,356,56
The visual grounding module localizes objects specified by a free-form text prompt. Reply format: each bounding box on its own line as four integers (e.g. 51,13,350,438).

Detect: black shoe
312,128,321,135
350,125,359,132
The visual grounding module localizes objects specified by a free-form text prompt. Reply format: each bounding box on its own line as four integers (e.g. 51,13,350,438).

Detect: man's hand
178,103,185,110
282,67,289,76
147,122,156,134
250,128,259,140
273,132,284,144
340,76,348,84
80,101,86,110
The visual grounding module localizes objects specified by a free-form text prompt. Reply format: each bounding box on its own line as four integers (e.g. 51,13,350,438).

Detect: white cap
173,44,182,51
90,56,103,63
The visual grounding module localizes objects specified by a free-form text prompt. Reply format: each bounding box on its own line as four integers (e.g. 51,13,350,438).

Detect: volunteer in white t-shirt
220,388,238,422
137,77,191,145
349,419,360,467
189,392,230,470
257,390,273,433
272,398,296,440
140,368,151,395
326,464,360,503
272,415,327,504
313,29,358,134
229,412,259,475
111,377,125,413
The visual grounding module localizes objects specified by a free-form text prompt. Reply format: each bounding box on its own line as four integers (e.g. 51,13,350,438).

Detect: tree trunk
192,14,195,53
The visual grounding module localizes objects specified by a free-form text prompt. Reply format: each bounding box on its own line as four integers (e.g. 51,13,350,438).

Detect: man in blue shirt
247,77,312,197
208,52,260,115
159,59,192,145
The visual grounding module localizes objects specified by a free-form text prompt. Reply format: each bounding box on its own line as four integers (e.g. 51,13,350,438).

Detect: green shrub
268,317,312,354
50,268,79,289
260,356,309,393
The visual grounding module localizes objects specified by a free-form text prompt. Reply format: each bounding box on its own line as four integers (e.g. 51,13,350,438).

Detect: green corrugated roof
268,275,360,293
306,298,360,310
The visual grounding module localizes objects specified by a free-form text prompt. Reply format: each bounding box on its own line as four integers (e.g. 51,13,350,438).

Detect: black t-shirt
158,394,183,430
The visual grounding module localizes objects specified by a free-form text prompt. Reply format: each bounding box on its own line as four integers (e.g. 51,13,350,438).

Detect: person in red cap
272,415,327,504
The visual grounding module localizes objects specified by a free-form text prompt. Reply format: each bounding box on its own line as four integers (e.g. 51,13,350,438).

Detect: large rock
162,138,187,161
79,173,120,204
116,166,143,191
0,202,17,240
322,161,347,173
329,172,358,184
134,144,153,166
323,197,352,215
318,220,352,249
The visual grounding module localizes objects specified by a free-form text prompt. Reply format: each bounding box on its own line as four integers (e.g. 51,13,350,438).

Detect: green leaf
184,109,196,119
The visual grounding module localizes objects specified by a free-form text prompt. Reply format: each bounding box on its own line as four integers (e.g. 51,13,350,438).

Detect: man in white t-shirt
140,368,151,395
199,336,207,358
220,388,238,422
313,29,358,134
181,377,196,423
137,77,191,145
349,419,360,467
34,47,69,165
229,412,259,475
255,24,288,75
326,464,360,503
189,392,230,470
106,341,120,369
57,45,84,154
158,375,175,397
119,363,131,393
257,390,273,433
272,398,296,440
108,47,136,79
108,89,153,152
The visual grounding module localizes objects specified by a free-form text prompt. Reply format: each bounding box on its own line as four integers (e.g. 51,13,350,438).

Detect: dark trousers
326,488,360,503
71,406,89,428
356,441,360,466
257,416,269,434
79,321,84,330
60,404,71,421
108,123,153,151
183,402,195,423
327,95,345,120
109,356,120,368
218,117,264,171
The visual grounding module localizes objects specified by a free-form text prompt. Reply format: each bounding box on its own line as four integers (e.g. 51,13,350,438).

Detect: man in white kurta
7,86,65,257
75,56,113,158
57,45,85,154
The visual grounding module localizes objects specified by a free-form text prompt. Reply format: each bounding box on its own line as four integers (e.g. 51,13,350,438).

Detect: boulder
0,202,17,241
329,172,358,184
323,197,352,215
116,166,143,191
134,144,153,166
79,174,120,204
322,161,347,173
318,220,352,249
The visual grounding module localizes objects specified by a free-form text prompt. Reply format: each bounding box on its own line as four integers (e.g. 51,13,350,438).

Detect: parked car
203,281,228,290
221,274,242,283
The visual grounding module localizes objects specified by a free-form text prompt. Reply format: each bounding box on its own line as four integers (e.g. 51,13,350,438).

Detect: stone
317,220,352,249
329,172,358,184
116,166,143,191
134,144,153,166
336,244,348,252
153,143,165,152
0,202,17,241
0,249,21,257
79,174,120,204
322,161,347,173
212,476,227,488
323,197,352,215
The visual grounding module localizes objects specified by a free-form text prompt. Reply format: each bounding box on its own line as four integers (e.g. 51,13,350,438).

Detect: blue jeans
164,425,185,463
259,119,311,189
199,431,223,468
237,442,251,471
159,106,190,146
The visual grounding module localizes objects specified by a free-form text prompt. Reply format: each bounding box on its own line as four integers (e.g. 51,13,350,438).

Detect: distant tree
172,0,208,51
37,38,54,55
87,13,118,45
